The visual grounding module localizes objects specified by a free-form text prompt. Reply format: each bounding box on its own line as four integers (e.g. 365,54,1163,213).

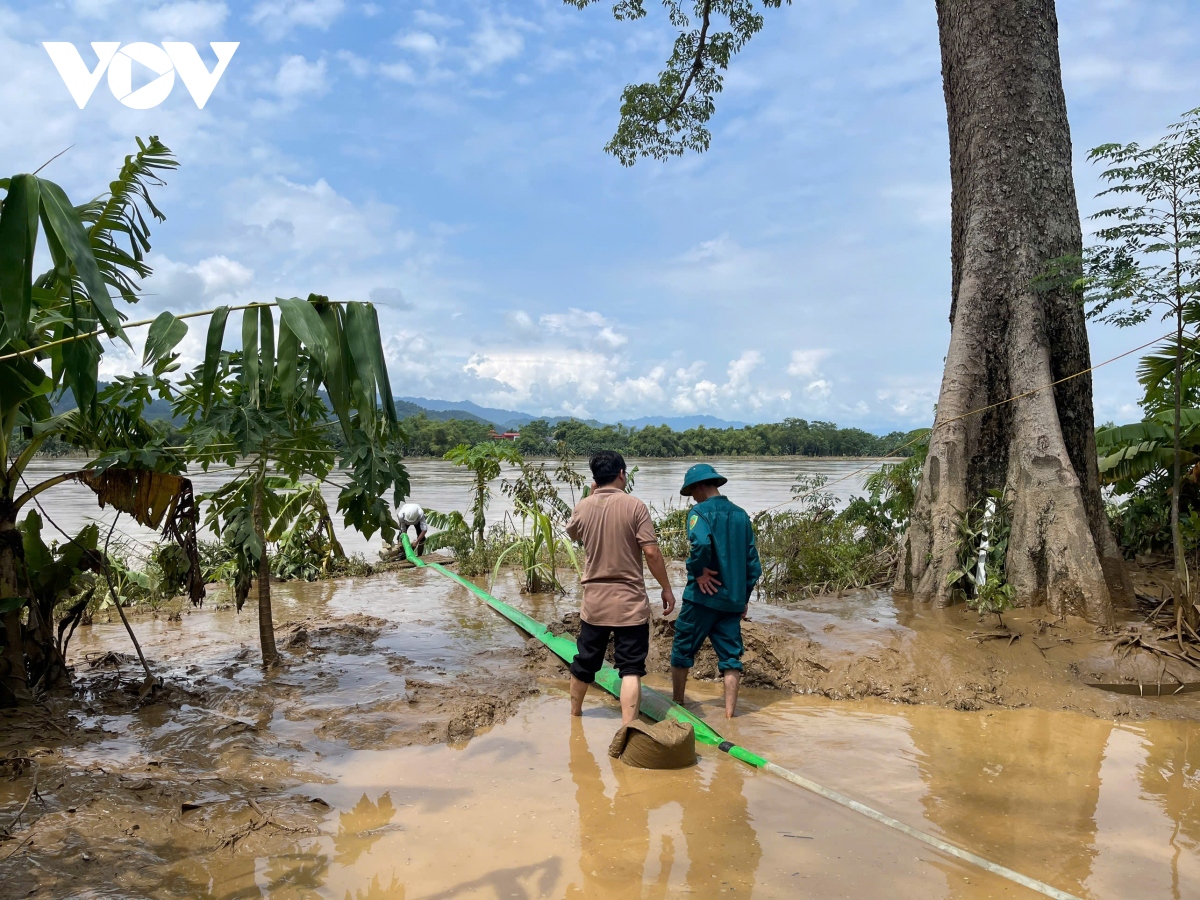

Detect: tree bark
253,483,280,668
897,0,1131,624
0,507,29,705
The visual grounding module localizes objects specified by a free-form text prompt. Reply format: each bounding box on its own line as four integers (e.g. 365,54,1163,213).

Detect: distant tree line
395,413,921,459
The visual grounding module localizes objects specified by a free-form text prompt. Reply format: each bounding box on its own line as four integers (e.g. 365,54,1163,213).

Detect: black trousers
569,620,650,682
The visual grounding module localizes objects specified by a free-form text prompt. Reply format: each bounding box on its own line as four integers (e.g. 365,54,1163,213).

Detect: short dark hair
590,450,626,487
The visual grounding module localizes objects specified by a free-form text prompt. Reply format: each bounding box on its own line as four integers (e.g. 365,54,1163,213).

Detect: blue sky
2,0,1198,431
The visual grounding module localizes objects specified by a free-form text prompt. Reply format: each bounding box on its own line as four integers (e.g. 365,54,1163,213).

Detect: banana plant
444,441,523,546
490,500,580,594
175,295,409,667
0,137,196,706
1095,409,1200,492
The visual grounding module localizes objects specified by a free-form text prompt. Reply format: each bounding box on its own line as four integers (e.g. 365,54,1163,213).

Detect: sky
2,0,1198,432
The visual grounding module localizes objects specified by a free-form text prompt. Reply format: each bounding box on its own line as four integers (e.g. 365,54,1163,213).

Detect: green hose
399,535,1079,900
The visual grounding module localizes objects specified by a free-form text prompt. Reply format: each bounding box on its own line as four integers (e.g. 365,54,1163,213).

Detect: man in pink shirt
565,451,677,725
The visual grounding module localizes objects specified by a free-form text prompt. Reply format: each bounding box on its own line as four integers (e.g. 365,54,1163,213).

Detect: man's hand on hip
696,567,722,595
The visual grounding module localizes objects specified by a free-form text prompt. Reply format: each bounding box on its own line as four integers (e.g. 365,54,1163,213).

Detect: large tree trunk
897,0,1131,624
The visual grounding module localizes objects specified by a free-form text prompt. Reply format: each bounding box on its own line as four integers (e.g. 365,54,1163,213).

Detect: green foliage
490,462,580,593
755,476,897,598
945,491,1014,623
400,414,494,456
423,509,474,559
568,1,788,165
14,512,101,617
650,503,690,558
444,441,524,544
548,417,920,458
842,432,929,534
1083,108,1200,577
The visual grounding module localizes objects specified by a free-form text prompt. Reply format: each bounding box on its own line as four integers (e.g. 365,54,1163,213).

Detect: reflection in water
1138,722,1200,890
336,792,398,866
906,709,1111,897
565,717,761,897
419,859,562,899
346,874,406,900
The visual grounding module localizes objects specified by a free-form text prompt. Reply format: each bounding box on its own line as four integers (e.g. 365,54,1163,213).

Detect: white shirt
399,503,427,533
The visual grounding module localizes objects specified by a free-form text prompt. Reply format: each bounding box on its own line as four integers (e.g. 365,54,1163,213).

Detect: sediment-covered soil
2,562,1198,897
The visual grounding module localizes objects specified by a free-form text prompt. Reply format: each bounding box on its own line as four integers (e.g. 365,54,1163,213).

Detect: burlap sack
608,718,697,769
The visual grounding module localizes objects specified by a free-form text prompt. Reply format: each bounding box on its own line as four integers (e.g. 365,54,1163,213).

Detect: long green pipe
400,536,1081,900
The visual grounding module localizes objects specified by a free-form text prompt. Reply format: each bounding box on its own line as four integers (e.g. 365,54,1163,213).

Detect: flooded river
5,565,1196,899
20,456,879,560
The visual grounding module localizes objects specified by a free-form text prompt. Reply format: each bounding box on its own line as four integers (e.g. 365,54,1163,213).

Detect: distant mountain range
399,397,748,431
54,386,751,433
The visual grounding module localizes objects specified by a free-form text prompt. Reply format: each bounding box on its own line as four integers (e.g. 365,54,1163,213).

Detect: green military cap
680,462,727,496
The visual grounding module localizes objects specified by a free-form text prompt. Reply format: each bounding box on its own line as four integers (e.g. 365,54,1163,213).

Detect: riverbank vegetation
396,412,923,459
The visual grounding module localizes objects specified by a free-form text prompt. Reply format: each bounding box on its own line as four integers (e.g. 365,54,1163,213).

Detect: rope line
751,327,1174,516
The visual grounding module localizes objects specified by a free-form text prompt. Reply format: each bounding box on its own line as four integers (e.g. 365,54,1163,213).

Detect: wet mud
1,564,1199,897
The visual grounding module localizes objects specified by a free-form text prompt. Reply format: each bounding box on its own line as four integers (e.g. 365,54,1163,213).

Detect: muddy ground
1,561,1198,897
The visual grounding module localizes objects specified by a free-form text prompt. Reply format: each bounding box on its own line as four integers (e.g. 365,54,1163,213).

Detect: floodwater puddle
2,568,1199,898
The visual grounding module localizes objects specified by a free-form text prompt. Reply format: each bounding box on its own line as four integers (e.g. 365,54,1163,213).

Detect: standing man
671,463,761,718
566,450,677,725
398,502,429,555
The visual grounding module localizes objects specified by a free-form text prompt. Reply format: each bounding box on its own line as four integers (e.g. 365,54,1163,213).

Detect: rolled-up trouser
670,601,744,672
569,620,650,682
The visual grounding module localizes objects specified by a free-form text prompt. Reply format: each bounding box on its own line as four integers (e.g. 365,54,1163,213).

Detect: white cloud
336,49,371,78
379,61,417,83
787,349,830,378
194,255,254,293
467,19,524,72
464,348,613,407
251,0,345,40
726,350,762,391
876,377,939,420
805,379,832,401
413,10,462,30
369,286,411,310
395,31,441,57
230,176,397,263
273,55,328,98
142,2,229,36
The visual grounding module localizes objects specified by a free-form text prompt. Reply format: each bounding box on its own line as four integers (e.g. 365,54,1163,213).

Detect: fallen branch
0,757,40,835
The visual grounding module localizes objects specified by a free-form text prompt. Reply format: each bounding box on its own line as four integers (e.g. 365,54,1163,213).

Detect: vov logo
43,42,239,110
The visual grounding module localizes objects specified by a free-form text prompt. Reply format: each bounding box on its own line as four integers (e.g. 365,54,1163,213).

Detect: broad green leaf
242,305,260,406
277,317,299,407
259,304,275,403
0,351,50,417
0,597,26,615
201,305,230,415
38,178,125,343
61,325,100,413
142,310,188,366
0,174,39,345
364,302,397,424
276,296,327,369
343,302,377,426
317,299,353,431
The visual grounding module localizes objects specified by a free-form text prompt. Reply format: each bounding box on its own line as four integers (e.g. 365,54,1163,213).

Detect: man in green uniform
670,463,761,718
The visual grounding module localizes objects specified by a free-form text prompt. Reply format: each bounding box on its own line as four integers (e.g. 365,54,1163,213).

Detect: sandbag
608,718,697,769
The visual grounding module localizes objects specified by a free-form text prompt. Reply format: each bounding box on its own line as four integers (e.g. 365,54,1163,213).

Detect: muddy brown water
3,566,1199,898
20,456,879,560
